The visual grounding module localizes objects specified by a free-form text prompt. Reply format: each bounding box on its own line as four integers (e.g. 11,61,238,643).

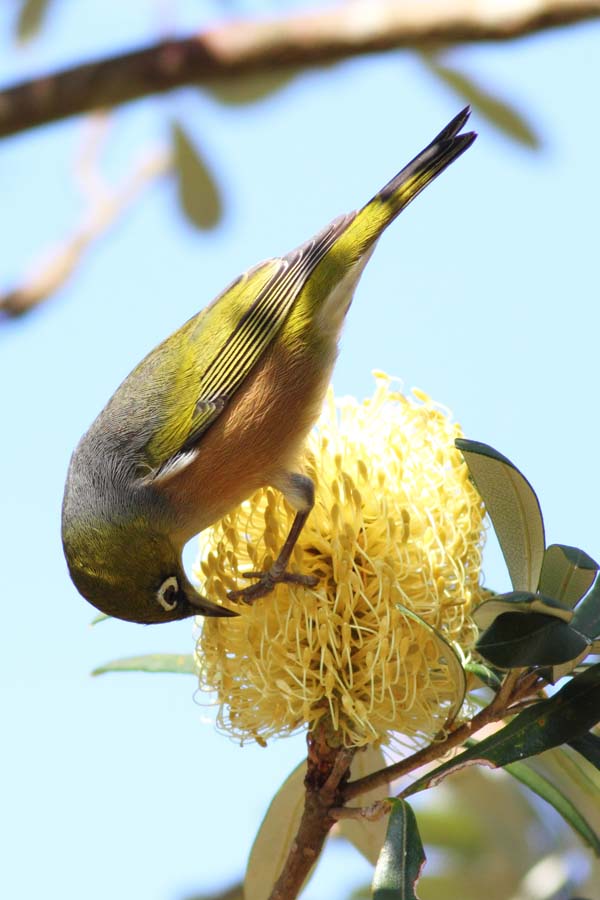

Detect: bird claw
228,569,319,603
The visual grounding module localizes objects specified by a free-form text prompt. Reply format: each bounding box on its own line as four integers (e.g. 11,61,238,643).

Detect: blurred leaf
532,744,600,840
407,664,600,795
476,611,590,668
465,661,502,690
422,56,539,149
418,874,494,900
417,766,575,900
245,760,315,900
349,886,371,900
336,746,390,865
172,120,222,230
90,612,111,625
204,70,299,105
572,576,600,640
397,604,466,725
16,0,51,43
474,591,573,630
181,883,243,900
539,545,599,608
415,805,484,856
456,439,545,593
372,799,425,900
504,760,600,854
92,653,196,676
570,732,600,769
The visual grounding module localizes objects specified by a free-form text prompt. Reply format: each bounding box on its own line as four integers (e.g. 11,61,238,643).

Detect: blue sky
1,4,600,899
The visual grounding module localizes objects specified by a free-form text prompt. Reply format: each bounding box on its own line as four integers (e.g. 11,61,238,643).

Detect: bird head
62,517,235,624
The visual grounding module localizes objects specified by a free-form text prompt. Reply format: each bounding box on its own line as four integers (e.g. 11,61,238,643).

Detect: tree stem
268,726,355,900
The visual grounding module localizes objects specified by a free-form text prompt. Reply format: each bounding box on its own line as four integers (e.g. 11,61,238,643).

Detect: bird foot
228,568,319,603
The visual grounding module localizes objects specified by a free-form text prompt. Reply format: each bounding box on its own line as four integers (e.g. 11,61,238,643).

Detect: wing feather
145,214,353,480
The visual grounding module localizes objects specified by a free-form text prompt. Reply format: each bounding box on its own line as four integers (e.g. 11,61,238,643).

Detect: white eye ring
157,576,179,611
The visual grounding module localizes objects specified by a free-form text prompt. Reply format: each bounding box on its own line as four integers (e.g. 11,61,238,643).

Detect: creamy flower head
194,375,485,748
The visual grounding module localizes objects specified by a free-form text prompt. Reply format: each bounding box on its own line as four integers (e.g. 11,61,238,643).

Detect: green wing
135,214,353,479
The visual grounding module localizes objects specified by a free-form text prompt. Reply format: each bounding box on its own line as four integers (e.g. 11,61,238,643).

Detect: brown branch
1,0,600,138
268,726,355,900
344,670,540,802
270,672,543,895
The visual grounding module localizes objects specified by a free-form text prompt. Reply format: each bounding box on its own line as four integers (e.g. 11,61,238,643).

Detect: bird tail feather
341,107,476,256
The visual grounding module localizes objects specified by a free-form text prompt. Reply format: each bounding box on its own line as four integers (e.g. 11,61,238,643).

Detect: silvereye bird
62,108,476,625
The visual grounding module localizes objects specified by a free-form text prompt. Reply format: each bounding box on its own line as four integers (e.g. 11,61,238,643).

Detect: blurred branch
0,120,170,318
1,0,600,138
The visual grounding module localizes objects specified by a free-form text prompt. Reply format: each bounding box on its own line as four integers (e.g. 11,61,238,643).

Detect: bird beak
186,583,239,618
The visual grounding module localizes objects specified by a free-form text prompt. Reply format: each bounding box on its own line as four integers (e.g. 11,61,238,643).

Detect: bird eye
157,576,180,611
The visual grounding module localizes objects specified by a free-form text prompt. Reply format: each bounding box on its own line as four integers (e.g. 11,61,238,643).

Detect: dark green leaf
570,732,600,769
406,664,600,795
423,56,540,149
455,439,545,593
372,800,425,900
473,591,573,630
204,70,298,106
539,544,599,608
92,653,196,676
172,120,222,230
476,611,589,668
464,661,502,690
572,576,600,640
16,0,51,42
504,760,600,854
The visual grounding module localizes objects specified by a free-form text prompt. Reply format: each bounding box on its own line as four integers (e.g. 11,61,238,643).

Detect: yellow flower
194,374,485,748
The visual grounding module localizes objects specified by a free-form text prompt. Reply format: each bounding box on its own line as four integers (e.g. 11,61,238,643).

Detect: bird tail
339,107,476,257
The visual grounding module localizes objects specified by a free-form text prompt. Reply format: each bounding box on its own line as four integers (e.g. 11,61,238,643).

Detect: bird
62,107,476,625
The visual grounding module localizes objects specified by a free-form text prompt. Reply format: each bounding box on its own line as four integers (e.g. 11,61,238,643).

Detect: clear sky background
1,3,600,899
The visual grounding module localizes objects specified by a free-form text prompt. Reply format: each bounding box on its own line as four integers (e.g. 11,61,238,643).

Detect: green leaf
90,612,111,626
538,544,599,608
476,611,590,668
396,604,466,725
572,576,600,640
92,653,196,676
464,661,502,690
172,120,222,231
455,439,545,593
422,56,540,149
533,744,600,835
504,760,600,854
336,746,390,865
245,761,315,900
406,664,600,796
204,70,299,106
372,800,425,900
570,732,600,769
473,591,573,630
16,0,51,43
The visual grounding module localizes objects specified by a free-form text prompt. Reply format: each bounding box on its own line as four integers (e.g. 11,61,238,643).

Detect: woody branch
1,0,599,139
